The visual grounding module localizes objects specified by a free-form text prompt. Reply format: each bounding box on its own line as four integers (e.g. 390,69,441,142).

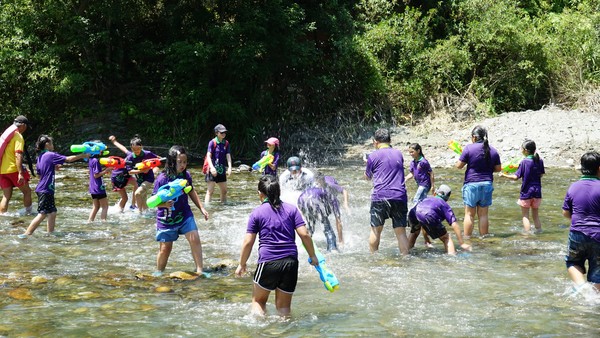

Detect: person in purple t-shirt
499,139,545,234
258,137,280,176
87,147,112,222
125,135,160,214
562,151,600,293
108,135,139,212
205,124,232,203
455,125,501,238
235,175,317,318
18,135,89,238
404,143,435,247
364,128,409,255
151,145,209,276
407,185,471,255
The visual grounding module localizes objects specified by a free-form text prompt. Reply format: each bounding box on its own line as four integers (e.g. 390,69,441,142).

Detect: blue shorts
412,185,431,205
370,199,407,228
156,216,198,242
462,181,494,208
253,257,299,293
565,230,600,283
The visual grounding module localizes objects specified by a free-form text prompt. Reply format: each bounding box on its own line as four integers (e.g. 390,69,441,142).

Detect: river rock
7,288,33,300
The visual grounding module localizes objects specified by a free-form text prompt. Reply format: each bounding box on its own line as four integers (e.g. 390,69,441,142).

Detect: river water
0,162,598,337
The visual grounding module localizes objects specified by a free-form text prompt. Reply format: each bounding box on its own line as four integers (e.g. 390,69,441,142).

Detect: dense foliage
1,0,599,158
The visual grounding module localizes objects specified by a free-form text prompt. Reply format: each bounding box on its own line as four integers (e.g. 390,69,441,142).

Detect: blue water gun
305,241,340,292
146,178,193,210
252,154,274,171
70,141,109,161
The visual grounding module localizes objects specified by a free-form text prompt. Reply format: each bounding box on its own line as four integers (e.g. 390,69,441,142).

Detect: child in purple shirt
405,143,435,247
260,137,280,176
151,145,209,276
108,135,138,212
562,151,600,293
18,135,88,238
205,124,232,203
297,174,340,251
499,139,545,234
235,175,317,318
87,149,112,222
455,125,502,238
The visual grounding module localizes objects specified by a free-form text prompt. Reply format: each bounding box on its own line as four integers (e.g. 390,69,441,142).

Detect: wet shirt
246,202,303,263
413,196,456,226
365,147,407,202
515,156,545,199
153,171,194,230
207,138,230,175
126,149,159,183
459,142,501,184
324,175,343,214
279,168,315,191
409,157,432,187
298,187,332,216
260,150,279,176
88,157,106,195
562,178,600,242
35,151,66,194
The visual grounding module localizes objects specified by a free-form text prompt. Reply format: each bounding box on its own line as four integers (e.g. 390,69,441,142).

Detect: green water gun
448,140,463,155
501,158,521,174
252,154,274,171
147,178,193,209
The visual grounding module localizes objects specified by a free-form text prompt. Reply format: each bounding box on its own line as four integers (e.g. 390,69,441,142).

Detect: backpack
202,139,229,175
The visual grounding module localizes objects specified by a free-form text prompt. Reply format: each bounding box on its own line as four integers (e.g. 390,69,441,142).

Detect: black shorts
91,192,107,200
408,208,447,239
205,172,227,183
37,192,57,214
370,199,407,228
111,173,132,190
253,257,299,293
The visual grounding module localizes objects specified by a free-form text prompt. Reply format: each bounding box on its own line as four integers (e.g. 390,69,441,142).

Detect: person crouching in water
407,184,472,255
297,173,339,251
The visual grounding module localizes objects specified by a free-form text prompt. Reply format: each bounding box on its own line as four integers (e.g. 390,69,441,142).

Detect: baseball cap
286,156,301,171
436,184,452,201
265,137,279,146
214,124,227,133
14,115,31,129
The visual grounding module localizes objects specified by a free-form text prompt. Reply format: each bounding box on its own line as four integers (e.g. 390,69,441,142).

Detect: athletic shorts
111,173,134,190
37,192,57,214
156,216,198,242
253,256,299,293
136,181,152,196
462,181,494,208
0,170,31,189
205,172,227,183
517,198,542,209
91,192,107,200
565,230,600,283
408,208,447,239
370,199,407,228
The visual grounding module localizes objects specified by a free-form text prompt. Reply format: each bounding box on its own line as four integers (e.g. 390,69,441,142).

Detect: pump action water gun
146,178,193,209
501,158,521,174
99,156,126,169
304,241,339,292
134,157,166,171
70,142,109,157
252,154,274,171
448,140,463,155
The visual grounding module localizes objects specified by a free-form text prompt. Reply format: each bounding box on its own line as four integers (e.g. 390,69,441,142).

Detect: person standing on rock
455,125,501,238
364,128,410,255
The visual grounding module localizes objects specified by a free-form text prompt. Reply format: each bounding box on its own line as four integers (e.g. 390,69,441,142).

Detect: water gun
304,241,339,292
448,140,463,155
502,158,521,174
70,142,109,159
99,156,126,169
134,157,166,170
146,178,193,209
252,154,274,171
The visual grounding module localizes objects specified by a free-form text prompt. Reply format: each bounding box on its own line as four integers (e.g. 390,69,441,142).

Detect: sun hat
436,184,452,201
214,124,227,133
265,137,279,146
286,156,301,171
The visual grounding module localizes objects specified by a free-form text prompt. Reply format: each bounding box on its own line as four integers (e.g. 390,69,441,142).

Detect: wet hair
130,134,143,147
522,139,540,165
165,145,186,178
374,128,391,143
35,135,53,152
471,125,490,162
408,143,424,157
580,152,600,176
258,175,282,209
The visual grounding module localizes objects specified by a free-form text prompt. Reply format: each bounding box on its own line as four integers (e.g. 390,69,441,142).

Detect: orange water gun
99,156,126,169
134,157,166,170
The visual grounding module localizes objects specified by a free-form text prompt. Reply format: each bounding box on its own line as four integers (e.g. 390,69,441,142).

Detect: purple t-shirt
298,187,332,215
414,196,457,226
409,157,432,188
246,202,304,263
260,150,279,176
459,142,501,183
88,158,106,195
153,171,195,230
515,156,545,199
35,151,67,194
126,149,159,183
207,138,230,174
365,147,407,202
562,178,600,242
324,175,343,214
